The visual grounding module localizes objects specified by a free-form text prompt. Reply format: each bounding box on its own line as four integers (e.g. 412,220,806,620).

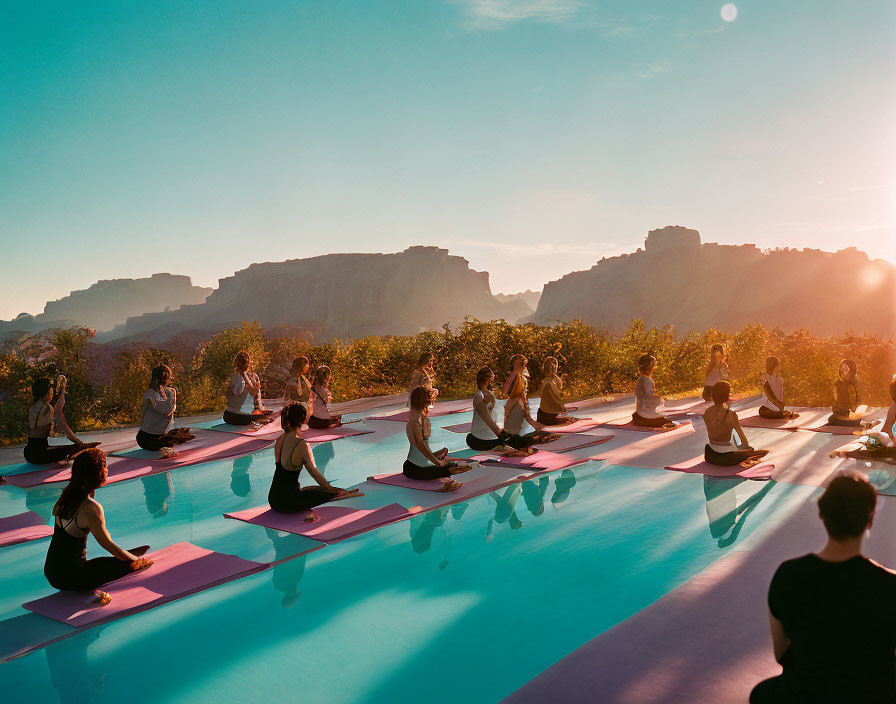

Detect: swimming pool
0,406,818,703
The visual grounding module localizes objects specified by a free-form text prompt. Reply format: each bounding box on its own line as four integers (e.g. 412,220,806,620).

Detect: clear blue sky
1,1,894,319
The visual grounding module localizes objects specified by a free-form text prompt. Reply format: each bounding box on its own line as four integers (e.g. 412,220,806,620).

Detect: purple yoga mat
534,433,614,453
224,502,413,543
443,418,601,435
0,511,53,548
3,430,273,488
601,418,693,433
665,456,774,480
479,450,591,473
368,401,474,422
22,542,266,628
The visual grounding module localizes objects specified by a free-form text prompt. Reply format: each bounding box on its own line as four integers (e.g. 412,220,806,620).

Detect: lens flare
721,3,738,22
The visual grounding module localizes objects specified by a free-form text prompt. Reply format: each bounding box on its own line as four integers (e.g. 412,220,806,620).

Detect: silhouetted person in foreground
750,471,896,703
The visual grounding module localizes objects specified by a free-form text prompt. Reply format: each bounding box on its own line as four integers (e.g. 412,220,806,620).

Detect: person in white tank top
466,366,533,454
758,356,800,420
403,387,471,491
632,354,675,429
702,344,731,402
504,371,558,444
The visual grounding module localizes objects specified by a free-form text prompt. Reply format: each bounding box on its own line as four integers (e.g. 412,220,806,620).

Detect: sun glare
721,3,738,22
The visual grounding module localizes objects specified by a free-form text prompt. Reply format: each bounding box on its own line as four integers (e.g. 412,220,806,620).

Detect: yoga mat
443,418,601,435
22,542,266,628
478,450,591,473
737,407,823,431
301,426,375,443
202,417,282,437
665,456,774,480
534,433,614,453
224,502,413,543
801,409,887,436
0,511,53,548
369,469,519,495
601,418,693,433
4,431,272,488
368,400,474,422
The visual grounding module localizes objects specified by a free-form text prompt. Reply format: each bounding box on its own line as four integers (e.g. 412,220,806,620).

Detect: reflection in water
25,486,62,522
521,476,549,517
45,630,103,704
265,528,308,609
551,469,577,507
314,442,335,475
141,472,174,517
703,476,776,548
230,454,254,498
409,508,448,554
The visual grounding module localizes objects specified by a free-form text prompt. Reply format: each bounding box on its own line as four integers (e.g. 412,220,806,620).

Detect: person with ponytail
631,353,675,429
284,356,313,413
537,357,573,426
307,365,343,429
269,403,361,518
829,359,873,427
702,381,769,468
504,371,558,443
223,351,273,426
408,352,439,406
136,364,195,454
503,354,529,396
24,378,98,465
44,449,152,605
404,386,472,491
702,344,730,402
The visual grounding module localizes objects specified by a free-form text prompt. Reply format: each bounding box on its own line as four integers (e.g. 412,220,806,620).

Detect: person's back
752,471,896,704
768,554,896,701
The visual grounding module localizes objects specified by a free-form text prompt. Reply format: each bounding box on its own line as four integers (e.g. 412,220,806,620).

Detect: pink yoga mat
0,511,53,548
601,418,693,433
479,450,590,473
369,471,516,495
665,456,774,480
204,417,282,436
301,426,375,443
443,418,601,435
224,502,413,543
368,401,474,422
801,411,887,436
4,431,272,488
534,433,614,453
738,407,821,431
22,542,266,628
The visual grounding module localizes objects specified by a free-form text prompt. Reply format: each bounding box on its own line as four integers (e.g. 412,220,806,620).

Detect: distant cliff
528,226,896,338
98,247,525,343
0,274,212,336
494,289,541,313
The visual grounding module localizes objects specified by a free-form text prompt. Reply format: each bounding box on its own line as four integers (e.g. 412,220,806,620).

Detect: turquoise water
0,410,818,703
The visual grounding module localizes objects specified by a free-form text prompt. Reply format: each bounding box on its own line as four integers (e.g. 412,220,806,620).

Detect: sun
721,3,738,22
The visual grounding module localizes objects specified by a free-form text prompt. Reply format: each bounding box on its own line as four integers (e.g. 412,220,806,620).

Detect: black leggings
269,488,335,514
537,409,562,425
705,444,768,467
307,415,341,430
631,412,670,428
46,557,133,592
136,430,177,452
828,414,861,427
223,409,260,426
465,432,534,452
403,460,454,481
24,438,80,465
758,406,787,419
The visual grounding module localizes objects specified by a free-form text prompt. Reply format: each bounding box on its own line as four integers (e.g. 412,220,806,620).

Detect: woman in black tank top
269,403,361,516
44,449,152,604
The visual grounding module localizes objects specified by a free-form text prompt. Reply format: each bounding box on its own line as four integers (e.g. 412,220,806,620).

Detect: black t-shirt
769,554,896,702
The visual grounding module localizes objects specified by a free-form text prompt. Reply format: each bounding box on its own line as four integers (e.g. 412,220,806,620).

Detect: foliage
1,319,894,445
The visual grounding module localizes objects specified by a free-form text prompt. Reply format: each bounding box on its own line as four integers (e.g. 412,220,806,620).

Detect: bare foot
437,480,463,492
161,448,178,459
94,591,112,606
451,464,473,475
330,489,363,501
131,558,153,572
303,513,321,523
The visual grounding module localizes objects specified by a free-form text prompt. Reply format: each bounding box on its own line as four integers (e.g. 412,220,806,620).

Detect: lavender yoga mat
600,418,693,433
3,431,272,488
665,456,775,480
0,512,53,548
368,400,474,422
22,542,266,628
224,502,413,543
534,433,614,453
443,418,601,435
478,450,591,473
